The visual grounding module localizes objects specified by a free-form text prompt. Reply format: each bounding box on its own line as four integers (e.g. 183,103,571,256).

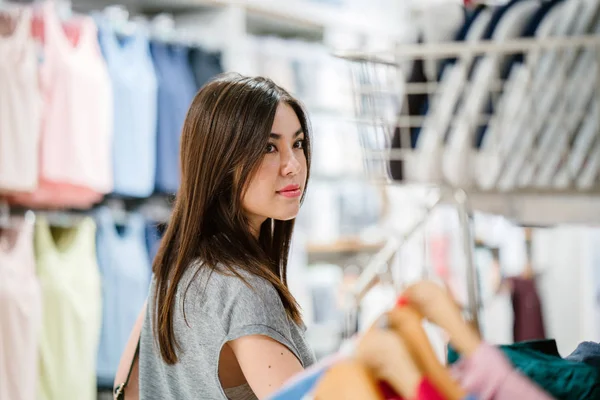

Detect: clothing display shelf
334,34,600,226
132,0,406,39
334,31,600,338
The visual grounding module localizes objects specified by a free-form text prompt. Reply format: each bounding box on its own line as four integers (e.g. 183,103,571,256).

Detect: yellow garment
35,217,102,400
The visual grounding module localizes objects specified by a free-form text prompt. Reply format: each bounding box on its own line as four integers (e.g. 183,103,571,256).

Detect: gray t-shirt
139,264,316,400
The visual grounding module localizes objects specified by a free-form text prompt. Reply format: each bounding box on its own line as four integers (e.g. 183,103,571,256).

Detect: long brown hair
152,73,311,364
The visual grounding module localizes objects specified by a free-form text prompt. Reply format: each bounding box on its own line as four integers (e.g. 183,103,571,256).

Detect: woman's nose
281,149,302,176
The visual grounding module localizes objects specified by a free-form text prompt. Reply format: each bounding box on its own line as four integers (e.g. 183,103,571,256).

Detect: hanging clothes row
385,0,600,189
0,1,224,208
0,206,166,400
266,281,600,400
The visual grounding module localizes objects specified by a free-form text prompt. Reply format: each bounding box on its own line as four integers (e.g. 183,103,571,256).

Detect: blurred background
1,0,600,399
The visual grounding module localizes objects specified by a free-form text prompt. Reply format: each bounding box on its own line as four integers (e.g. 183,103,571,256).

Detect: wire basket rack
335,33,600,195
334,13,600,333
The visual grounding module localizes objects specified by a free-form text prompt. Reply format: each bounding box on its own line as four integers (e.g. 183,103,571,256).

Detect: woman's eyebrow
269,128,304,140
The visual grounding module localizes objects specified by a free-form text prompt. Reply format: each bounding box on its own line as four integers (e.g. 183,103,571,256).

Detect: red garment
379,378,445,400
380,381,402,399
417,379,445,400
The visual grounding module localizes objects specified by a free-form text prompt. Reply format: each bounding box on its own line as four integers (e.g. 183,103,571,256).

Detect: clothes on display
0,1,224,208
383,0,600,191
97,19,158,198
451,343,553,400
189,47,224,89
268,281,557,400
95,207,152,388
151,41,198,194
566,342,600,370
0,207,165,399
0,8,41,194
145,221,165,264
507,276,547,342
0,219,42,400
35,216,102,400
11,3,112,208
448,339,600,400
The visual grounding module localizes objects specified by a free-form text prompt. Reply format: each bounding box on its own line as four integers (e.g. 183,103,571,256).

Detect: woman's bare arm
228,335,304,399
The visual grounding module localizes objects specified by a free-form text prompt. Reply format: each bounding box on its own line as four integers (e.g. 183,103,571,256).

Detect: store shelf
134,0,404,38
307,237,384,254
440,189,600,227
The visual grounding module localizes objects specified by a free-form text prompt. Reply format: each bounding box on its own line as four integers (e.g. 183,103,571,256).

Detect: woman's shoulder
179,262,292,336
181,262,282,310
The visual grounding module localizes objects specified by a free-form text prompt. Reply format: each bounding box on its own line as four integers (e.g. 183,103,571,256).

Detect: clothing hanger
387,305,466,400
102,4,136,37
0,200,15,229
31,0,72,20
40,211,86,228
400,281,482,358
312,360,384,400
315,288,468,400
315,317,426,399
356,318,424,399
150,13,176,44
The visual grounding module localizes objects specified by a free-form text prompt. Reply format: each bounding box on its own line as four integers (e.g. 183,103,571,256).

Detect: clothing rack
0,195,172,228
335,0,600,335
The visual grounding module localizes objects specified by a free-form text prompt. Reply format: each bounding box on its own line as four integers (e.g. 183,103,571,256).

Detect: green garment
448,340,600,400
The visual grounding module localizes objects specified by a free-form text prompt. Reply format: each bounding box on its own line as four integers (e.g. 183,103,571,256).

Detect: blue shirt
151,42,198,194
98,23,158,197
95,207,152,388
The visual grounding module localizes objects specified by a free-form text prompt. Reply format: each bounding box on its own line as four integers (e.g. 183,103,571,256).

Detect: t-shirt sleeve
220,273,303,364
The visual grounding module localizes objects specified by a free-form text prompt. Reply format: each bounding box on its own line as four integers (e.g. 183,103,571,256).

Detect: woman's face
243,102,307,235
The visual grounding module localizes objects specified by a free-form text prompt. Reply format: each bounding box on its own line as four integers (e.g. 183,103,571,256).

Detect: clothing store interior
1,0,600,399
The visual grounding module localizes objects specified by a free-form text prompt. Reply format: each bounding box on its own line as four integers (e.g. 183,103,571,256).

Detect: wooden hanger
401,281,481,358
312,360,384,400
387,304,466,400
355,320,423,399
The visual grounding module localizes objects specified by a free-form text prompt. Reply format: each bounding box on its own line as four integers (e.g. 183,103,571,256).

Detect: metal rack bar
335,34,600,62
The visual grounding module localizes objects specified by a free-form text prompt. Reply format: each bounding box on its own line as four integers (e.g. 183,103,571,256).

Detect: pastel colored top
35,217,102,400
97,21,158,198
151,42,197,193
12,4,112,209
95,208,152,387
0,219,42,400
451,343,553,400
0,9,41,193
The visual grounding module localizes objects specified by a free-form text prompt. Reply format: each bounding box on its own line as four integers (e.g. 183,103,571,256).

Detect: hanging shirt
151,41,197,194
189,46,223,89
95,207,152,388
145,221,164,264
0,219,42,400
448,340,600,399
11,4,112,209
98,22,158,198
508,276,546,342
451,343,553,400
0,9,41,193
35,217,102,400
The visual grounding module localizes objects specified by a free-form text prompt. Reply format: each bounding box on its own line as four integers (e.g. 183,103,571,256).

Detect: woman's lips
277,184,302,198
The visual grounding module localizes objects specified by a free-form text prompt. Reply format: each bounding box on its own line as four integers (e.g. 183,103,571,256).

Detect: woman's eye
266,143,276,153
294,140,305,149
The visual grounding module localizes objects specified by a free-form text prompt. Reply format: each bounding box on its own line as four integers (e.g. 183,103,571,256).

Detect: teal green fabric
448,340,600,400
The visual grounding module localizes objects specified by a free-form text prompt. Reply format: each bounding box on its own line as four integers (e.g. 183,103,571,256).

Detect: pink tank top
0,8,41,193
10,4,113,209
0,218,42,400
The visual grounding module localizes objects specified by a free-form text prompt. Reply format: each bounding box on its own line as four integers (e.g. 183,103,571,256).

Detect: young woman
135,73,316,400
